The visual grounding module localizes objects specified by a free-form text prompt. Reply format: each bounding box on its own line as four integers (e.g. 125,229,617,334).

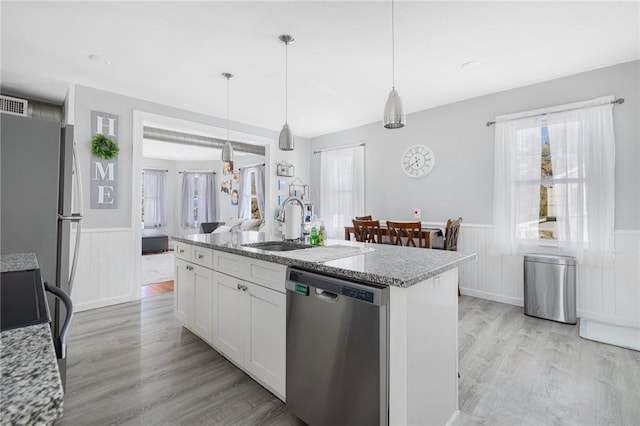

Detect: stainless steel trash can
524,254,576,324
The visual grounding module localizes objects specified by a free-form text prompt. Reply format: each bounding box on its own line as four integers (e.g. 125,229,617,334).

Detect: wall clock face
401,145,435,178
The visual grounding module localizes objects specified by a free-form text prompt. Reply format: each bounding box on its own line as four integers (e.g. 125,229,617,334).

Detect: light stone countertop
0,253,64,425
1,252,39,272
173,231,476,288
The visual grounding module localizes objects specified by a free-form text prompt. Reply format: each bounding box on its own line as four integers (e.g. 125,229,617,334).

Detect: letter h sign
90,111,119,209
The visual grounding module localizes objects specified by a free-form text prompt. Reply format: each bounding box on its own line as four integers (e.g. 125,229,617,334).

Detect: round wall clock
401,144,435,178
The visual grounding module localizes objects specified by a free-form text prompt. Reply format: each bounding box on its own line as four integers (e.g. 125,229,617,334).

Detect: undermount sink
242,241,313,252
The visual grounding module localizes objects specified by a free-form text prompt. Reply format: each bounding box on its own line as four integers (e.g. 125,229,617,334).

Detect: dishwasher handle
314,288,338,302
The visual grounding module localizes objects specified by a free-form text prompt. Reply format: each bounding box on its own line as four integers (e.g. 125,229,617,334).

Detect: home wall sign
90,111,119,209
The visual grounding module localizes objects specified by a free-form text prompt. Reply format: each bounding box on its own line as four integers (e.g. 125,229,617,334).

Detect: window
319,145,365,239
181,172,215,228
493,96,616,265
141,169,166,228
238,165,265,220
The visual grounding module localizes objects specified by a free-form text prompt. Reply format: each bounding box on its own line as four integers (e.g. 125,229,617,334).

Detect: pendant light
278,34,295,151
383,0,406,129
221,72,234,162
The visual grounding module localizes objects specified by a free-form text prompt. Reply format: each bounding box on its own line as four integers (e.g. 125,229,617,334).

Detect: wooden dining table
344,224,443,248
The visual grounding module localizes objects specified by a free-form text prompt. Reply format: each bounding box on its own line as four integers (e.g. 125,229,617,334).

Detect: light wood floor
58,294,640,425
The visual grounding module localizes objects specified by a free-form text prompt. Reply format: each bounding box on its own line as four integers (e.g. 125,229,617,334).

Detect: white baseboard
577,309,640,329
74,294,134,312
460,287,524,307
446,410,461,426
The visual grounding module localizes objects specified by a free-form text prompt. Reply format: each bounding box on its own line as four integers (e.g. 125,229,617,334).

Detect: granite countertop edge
172,234,477,288
0,253,64,425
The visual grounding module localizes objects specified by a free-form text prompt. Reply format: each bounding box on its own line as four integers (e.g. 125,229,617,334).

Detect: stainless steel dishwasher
285,268,389,426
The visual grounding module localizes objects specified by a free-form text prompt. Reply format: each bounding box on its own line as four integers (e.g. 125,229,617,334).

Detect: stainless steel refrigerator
1,107,82,387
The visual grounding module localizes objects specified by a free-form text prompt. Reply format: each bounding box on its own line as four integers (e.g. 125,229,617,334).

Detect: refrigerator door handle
58,214,83,222
68,139,84,294
44,282,74,360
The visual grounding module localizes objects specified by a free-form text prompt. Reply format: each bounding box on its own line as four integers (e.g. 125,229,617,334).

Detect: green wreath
91,133,120,160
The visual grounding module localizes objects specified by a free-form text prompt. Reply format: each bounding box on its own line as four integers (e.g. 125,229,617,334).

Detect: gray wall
74,84,310,230
310,60,640,230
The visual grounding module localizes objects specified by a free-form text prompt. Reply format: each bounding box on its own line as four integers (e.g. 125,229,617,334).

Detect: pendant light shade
384,88,406,129
383,0,406,129
278,34,295,151
222,72,234,162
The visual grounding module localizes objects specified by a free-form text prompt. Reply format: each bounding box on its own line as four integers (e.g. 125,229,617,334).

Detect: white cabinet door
174,258,195,327
214,271,247,366
244,282,286,399
193,265,214,344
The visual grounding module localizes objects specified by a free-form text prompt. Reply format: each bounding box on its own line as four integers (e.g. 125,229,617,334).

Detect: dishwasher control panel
340,286,374,303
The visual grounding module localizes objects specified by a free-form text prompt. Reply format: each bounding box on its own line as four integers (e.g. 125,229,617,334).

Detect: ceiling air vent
0,95,28,116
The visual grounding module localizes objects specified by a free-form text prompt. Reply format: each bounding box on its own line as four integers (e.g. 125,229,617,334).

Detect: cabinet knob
179,249,184,254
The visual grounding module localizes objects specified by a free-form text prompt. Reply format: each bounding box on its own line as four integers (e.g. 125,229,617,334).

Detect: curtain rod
238,162,265,170
143,168,168,172
313,142,365,154
486,98,624,127
178,170,216,174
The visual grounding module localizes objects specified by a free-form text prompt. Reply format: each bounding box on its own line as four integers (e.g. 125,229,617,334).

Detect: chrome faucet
277,196,305,241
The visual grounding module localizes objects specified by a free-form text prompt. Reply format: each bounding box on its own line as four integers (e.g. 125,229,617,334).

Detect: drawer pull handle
179,249,184,254
237,283,248,291
198,254,204,259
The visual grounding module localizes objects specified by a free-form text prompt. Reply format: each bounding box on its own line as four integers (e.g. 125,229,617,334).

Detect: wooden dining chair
352,219,383,244
386,221,426,248
355,215,373,221
433,217,463,296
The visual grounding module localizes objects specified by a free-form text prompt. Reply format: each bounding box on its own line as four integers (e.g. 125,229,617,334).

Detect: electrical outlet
413,208,421,219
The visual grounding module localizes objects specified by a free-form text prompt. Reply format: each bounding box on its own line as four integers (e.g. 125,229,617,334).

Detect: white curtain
492,117,542,255
254,165,266,219
546,99,615,265
181,173,197,227
181,172,216,227
492,96,616,266
142,169,166,228
319,145,365,239
237,167,252,219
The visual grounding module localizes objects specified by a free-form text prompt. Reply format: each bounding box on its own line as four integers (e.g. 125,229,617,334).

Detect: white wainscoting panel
70,227,137,312
433,223,640,328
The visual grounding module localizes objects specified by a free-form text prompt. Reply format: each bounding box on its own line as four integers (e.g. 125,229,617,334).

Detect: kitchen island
172,231,476,425
0,253,64,425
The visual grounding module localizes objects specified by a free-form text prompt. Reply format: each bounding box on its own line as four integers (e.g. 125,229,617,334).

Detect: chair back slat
386,220,425,248
443,217,463,251
352,219,383,244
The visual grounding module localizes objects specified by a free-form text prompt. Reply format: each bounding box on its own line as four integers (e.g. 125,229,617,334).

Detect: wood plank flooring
140,280,174,298
58,294,640,425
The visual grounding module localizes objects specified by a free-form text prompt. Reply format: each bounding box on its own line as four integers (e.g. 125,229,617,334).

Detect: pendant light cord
226,76,230,142
391,0,395,90
285,41,288,124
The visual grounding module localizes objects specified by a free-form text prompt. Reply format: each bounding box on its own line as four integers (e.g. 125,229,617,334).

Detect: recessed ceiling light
89,54,111,65
461,61,480,70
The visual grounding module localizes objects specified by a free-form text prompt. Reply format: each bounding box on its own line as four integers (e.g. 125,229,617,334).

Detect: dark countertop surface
173,231,476,288
0,253,64,425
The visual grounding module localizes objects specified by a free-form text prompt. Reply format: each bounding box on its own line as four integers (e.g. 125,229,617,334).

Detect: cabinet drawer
246,258,287,293
213,251,287,293
192,246,214,268
213,250,247,279
175,242,192,261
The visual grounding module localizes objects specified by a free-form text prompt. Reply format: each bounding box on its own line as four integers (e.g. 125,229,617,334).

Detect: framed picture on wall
277,161,294,177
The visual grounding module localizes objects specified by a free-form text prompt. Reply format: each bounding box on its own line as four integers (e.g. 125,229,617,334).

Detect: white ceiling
2,1,638,139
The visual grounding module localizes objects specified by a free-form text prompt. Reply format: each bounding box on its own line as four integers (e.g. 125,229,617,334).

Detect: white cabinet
214,271,245,365
174,258,195,326
174,254,214,344
213,268,286,400
244,281,286,397
175,246,287,401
